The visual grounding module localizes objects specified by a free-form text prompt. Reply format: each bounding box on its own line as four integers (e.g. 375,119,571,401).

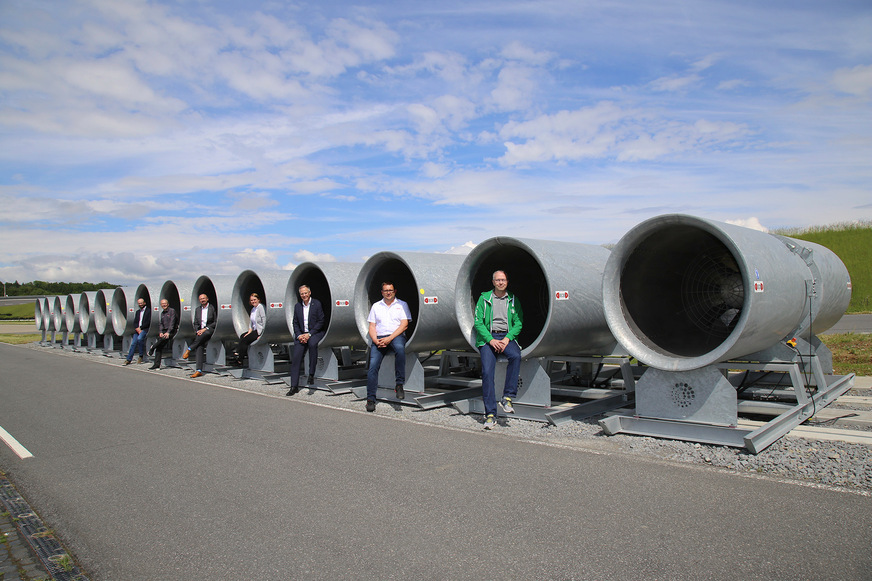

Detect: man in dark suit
148,299,178,370
124,297,151,365
287,285,325,395
183,293,217,378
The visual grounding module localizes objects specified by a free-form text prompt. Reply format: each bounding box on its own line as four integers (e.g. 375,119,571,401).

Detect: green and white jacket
473,290,523,348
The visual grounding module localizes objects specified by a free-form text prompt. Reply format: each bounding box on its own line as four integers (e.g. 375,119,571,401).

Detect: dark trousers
151,334,174,367
189,330,213,371
290,332,324,387
232,331,260,364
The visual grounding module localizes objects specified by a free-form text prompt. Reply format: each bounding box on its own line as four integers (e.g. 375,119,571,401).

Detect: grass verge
0,334,41,345
819,333,872,376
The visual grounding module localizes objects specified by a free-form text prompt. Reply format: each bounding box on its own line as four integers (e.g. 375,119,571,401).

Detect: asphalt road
1,344,870,580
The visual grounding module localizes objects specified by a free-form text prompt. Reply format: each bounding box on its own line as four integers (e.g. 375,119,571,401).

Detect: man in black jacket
148,299,178,370
287,285,326,395
183,294,217,378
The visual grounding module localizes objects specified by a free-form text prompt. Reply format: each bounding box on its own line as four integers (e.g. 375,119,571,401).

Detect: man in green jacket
473,270,523,429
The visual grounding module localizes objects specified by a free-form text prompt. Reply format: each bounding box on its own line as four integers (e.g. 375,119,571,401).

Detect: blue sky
1,0,871,285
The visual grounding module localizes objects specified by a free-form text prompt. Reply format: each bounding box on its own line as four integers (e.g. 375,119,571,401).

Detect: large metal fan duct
455,237,618,358
603,214,852,371
286,262,365,349
191,275,237,340
34,298,47,331
353,252,467,352
93,289,112,335
77,292,98,334
230,270,294,344
110,285,152,338
63,294,80,335
158,279,195,341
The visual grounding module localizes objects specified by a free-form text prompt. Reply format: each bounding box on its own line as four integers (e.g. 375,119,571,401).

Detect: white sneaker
499,397,515,414
483,414,496,430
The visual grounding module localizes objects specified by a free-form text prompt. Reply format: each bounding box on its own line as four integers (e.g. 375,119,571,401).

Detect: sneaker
395,384,405,400
499,397,515,414
123,360,132,366
137,356,144,364
483,414,496,430
365,400,376,412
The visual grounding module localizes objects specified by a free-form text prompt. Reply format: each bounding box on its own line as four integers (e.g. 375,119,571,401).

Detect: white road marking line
0,425,34,459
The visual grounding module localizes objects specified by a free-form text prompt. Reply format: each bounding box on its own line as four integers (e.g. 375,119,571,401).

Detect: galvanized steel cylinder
602,214,852,371
110,285,151,337
77,291,98,334
354,252,467,352
230,269,294,344
63,294,80,334
50,296,65,332
192,275,240,340
34,298,47,331
286,262,365,348
94,289,112,335
455,237,618,358
159,279,195,339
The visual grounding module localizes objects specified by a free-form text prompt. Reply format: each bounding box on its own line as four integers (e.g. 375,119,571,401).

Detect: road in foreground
0,344,870,580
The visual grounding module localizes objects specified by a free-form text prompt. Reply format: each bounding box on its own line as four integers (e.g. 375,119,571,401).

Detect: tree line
3,281,120,296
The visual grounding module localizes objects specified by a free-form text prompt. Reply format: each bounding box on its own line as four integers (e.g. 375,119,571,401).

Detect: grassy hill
777,221,872,313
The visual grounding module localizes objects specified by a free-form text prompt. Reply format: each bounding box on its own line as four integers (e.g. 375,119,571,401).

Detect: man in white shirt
365,281,412,412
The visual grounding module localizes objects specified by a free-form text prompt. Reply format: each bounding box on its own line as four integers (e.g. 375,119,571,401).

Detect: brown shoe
137,356,143,364
190,371,203,378
182,349,190,360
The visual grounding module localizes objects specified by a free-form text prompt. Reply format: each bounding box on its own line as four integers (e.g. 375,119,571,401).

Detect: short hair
298,285,311,293
492,270,507,280
381,281,395,290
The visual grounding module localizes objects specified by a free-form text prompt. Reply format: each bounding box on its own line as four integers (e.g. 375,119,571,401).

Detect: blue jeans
127,329,148,361
367,334,406,401
479,332,521,416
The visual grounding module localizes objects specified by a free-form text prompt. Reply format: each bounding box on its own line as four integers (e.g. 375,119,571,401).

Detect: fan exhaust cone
456,237,618,358
603,214,851,372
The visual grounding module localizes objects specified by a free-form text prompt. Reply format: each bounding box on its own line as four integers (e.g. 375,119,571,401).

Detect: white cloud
832,64,872,97
725,217,769,232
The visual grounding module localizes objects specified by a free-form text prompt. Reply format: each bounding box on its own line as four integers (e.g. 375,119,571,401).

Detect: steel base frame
599,356,855,454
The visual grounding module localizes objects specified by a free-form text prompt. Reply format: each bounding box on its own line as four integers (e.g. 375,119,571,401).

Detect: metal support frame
350,351,427,403
543,356,636,425
599,355,854,454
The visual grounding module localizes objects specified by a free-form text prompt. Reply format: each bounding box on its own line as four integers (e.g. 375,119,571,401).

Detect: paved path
1,344,871,580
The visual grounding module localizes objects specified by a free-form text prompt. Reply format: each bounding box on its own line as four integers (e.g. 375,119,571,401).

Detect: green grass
777,221,872,313
820,333,872,376
0,303,36,320
0,334,41,344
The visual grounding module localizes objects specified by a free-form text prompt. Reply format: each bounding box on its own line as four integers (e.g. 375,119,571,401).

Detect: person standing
473,270,523,429
148,299,177,370
287,285,325,396
230,293,266,367
124,297,151,365
364,281,412,412
183,293,217,378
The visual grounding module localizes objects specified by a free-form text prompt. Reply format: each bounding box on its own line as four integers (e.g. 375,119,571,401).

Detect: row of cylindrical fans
33,214,852,371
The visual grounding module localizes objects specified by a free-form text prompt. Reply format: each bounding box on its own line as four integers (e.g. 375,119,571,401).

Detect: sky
1,0,871,286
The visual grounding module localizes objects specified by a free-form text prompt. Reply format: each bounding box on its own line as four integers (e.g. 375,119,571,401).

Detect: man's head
198,294,209,306
160,299,169,310
299,285,311,303
137,298,147,309
381,281,396,303
492,270,508,294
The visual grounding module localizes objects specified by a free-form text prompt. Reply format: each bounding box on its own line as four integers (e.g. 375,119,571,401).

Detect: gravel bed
22,343,872,494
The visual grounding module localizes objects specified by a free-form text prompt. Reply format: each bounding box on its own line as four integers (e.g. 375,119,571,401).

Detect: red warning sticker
335,300,350,307
555,291,570,300
423,296,438,304
753,281,764,293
